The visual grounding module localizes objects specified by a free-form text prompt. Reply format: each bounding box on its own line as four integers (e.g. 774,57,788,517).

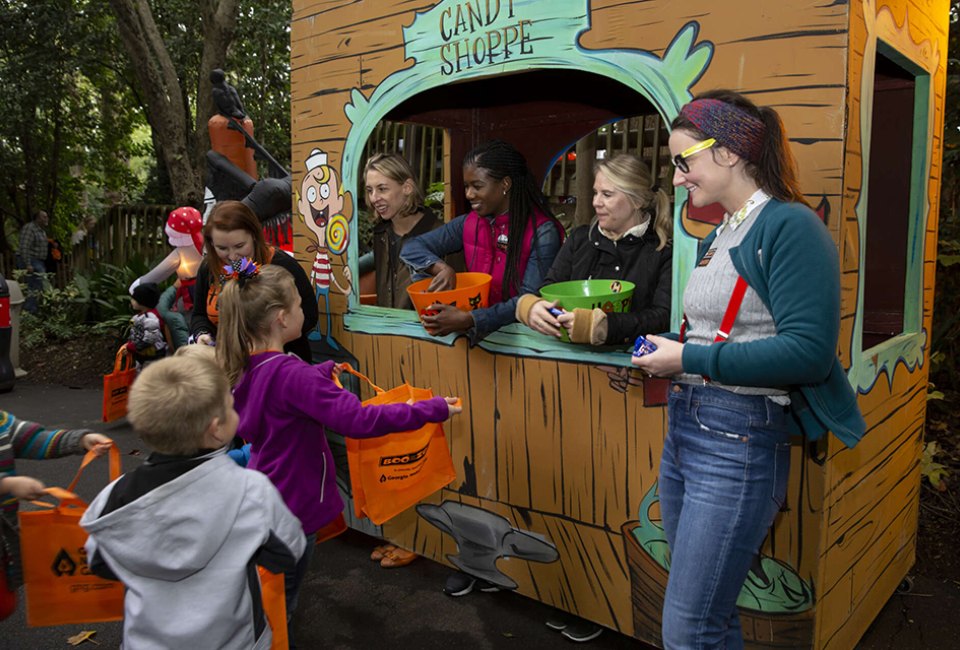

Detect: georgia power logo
52,548,78,576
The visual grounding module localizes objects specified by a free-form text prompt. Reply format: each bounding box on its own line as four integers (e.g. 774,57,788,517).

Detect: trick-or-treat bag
258,567,287,650
338,365,458,525
102,346,135,422
19,445,124,627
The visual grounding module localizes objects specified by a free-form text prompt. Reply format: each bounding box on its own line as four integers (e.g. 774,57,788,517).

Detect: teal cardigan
680,199,866,447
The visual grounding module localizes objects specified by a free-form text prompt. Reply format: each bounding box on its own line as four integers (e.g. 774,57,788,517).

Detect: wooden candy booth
289,1,949,647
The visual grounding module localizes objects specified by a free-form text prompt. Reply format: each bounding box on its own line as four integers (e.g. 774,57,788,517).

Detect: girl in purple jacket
215,262,461,638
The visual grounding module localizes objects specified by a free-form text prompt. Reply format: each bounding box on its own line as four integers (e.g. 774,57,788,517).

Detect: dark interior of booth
863,52,915,350
383,69,656,215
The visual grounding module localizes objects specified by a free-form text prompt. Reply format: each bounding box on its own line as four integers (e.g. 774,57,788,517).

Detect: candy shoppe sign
437,0,533,75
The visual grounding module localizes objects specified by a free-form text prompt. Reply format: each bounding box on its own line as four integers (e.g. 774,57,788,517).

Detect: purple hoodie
232,353,450,534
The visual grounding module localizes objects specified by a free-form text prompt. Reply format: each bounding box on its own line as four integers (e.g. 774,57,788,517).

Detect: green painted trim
849,39,932,392
337,7,713,362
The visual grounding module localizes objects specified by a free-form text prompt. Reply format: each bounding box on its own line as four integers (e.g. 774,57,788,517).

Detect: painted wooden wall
290,1,949,647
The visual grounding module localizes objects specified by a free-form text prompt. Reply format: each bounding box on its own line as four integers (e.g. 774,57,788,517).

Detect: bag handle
113,346,133,373
66,443,122,494
30,486,88,511
334,363,385,395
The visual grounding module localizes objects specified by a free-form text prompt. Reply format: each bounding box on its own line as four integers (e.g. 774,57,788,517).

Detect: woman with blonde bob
517,152,672,347
363,153,444,309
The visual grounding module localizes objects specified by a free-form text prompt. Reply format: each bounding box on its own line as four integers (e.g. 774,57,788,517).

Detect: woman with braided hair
632,90,864,647
401,139,564,343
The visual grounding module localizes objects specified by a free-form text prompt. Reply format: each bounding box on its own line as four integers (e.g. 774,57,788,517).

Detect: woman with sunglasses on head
401,139,564,343
516,153,672,349
631,90,864,648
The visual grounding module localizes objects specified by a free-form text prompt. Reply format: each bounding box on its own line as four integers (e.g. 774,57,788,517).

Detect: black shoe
443,572,476,596
561,619,603,643
545,612,571,631
477,579,500,593
443,572,500,597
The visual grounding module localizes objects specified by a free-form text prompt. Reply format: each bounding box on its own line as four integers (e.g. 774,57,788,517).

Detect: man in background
18,210,49,313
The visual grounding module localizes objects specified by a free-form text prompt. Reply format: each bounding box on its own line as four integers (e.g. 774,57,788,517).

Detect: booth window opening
860,46,927,352
350,113,673,366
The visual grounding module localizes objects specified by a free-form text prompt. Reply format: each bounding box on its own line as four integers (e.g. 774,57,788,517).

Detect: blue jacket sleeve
469,222,563,342
400,215,467,278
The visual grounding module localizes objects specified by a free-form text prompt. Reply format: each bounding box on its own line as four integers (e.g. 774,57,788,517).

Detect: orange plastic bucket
406,272,492,321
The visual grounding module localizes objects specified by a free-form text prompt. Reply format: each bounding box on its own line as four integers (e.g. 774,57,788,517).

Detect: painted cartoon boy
298,148,352,349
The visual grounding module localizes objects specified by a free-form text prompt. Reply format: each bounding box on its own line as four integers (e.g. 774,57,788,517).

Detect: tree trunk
107,0,240,207
195,0,240,171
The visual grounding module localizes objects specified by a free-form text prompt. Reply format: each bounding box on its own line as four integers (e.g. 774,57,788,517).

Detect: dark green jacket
681,199,866,447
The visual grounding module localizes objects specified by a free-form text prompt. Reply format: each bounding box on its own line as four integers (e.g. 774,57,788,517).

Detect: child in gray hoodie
81,355,305,650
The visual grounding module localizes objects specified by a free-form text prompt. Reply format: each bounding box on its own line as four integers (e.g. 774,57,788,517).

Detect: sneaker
545,612,571,631
477,579,500,593
561,619,603,643
443,572,476,597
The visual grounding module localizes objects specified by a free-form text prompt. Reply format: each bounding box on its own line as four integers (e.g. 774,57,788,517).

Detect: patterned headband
679,98,766,163
220,257,260,287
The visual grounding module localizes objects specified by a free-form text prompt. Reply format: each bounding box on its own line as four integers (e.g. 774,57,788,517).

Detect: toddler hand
444,397,463,418
2,476,46,500
82,433,113,456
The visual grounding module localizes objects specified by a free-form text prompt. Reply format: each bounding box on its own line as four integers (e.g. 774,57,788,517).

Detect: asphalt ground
0,382,957,649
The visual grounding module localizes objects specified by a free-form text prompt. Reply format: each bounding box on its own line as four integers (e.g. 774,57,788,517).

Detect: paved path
0,383,956,649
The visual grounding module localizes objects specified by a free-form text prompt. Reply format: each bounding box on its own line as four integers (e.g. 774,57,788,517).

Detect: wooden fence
0,204,175,289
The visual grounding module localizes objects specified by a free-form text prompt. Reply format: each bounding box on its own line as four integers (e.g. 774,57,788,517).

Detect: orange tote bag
339,365,458,525
258,567,287,650
102,346,136,422
20,446,124,627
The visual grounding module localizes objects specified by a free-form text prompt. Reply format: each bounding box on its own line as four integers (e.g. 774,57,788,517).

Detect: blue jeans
660,383,791,649
22,258,46,313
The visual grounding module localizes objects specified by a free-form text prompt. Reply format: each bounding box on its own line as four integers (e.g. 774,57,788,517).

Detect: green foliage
425,181,445,210
356,208,375,254
930,5,960,396
19,274,97,349
231,1,293,173
921,441,950,490
927,381,945,402
0,1,147,243
84,253,165,330
18,251,165,351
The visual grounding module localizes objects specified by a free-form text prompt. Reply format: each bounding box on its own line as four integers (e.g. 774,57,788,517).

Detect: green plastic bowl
539,280,635,342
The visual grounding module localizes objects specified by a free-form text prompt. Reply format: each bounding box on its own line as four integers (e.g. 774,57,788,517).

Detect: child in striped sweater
0,411,111,594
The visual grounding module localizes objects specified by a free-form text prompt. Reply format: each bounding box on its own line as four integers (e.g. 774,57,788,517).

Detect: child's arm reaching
2,437,112,497
1,410,112,461
302,362,461,439
0,475,46,500
0,411,113,502
441,397,463,418
82,433,113,456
